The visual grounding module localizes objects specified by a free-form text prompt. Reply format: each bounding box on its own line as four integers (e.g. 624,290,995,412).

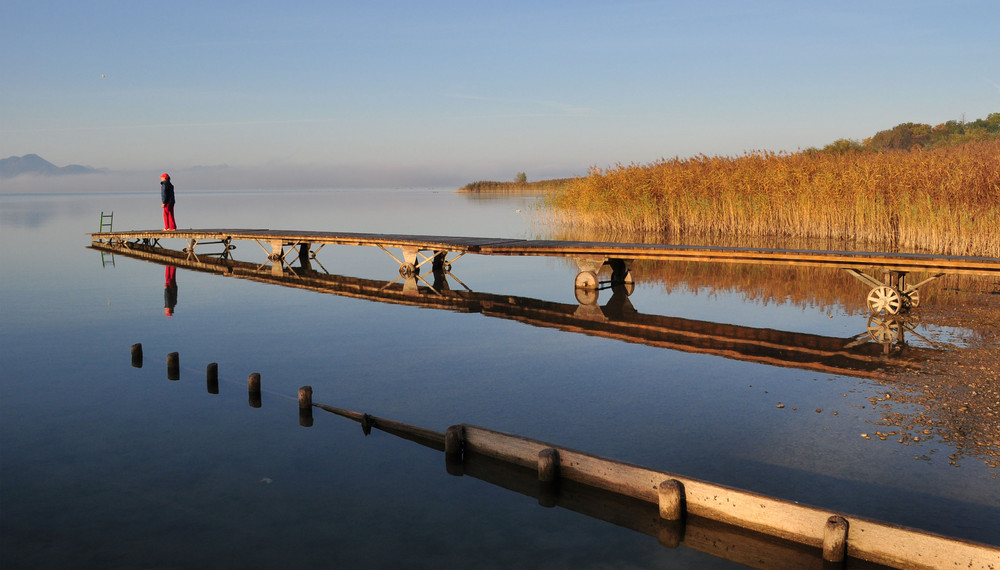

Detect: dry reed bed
458,178,573,194
548,141,1000,257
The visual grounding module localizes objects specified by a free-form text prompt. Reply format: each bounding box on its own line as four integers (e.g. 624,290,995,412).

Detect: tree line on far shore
460,113,1000,193
810,113,1000,154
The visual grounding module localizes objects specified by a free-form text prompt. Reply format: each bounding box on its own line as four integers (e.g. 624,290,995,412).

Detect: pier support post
432,251,446,272
131,343,143,368
167,352,179,381
399,246,419,277
298,386,313,427
823,515,849,563
574,257,604,304
248,372,261,408
298,243,312,272
270,240,284,276
207,363,219,394
608,258,633,286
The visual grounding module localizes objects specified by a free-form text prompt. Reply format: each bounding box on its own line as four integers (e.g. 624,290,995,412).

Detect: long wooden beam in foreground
313,403,999,569
90,229,1000,275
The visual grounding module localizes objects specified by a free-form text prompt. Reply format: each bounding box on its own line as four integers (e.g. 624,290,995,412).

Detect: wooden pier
90,228,1000,274
91,228,1000,316
91,240,939,378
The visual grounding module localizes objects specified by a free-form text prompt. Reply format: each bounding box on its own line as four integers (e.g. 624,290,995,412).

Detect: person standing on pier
160,173,176,230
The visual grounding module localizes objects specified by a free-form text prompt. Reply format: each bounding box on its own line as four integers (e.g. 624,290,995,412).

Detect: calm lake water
1,189,997,569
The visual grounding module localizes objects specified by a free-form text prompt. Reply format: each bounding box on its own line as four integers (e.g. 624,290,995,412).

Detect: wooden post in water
445,425,464,457
248,372,261,408
131,343,143,368
206,363,219,394
538,448,559,482
445,425,465,476
656,478,686,548
537,448,560,507
823,515,849,564
167,352,179,381
658,479,684,521
298,386,313,427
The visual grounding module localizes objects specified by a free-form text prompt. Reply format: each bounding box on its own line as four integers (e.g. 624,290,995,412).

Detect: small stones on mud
875,287,1000,473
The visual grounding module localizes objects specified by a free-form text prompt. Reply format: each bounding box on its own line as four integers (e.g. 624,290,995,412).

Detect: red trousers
162,203,176,230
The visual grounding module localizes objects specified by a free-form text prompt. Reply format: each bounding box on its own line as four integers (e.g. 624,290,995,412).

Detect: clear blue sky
2,0,998,189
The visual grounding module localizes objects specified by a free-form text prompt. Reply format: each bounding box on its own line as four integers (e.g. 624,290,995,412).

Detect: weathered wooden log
297,402,1000,568
457,424,1000,568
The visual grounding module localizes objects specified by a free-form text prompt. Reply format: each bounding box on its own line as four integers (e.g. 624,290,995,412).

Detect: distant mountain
0,154,103,178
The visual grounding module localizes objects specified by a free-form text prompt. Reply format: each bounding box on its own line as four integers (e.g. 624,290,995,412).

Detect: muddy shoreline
878,284,1000,474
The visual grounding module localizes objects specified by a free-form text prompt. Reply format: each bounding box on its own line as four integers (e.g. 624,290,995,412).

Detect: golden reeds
547,141,1000,257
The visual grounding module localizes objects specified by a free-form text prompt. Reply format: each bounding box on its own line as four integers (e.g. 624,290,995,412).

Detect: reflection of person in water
164,265,178,317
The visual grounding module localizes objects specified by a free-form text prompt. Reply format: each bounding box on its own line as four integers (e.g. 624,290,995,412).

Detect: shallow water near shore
1,189,997,569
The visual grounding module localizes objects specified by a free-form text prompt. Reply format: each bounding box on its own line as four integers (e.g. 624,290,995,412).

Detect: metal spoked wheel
867,286,902,315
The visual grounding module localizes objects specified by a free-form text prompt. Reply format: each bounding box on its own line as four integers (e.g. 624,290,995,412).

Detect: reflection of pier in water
90,241,941,378
90,229,1000,319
